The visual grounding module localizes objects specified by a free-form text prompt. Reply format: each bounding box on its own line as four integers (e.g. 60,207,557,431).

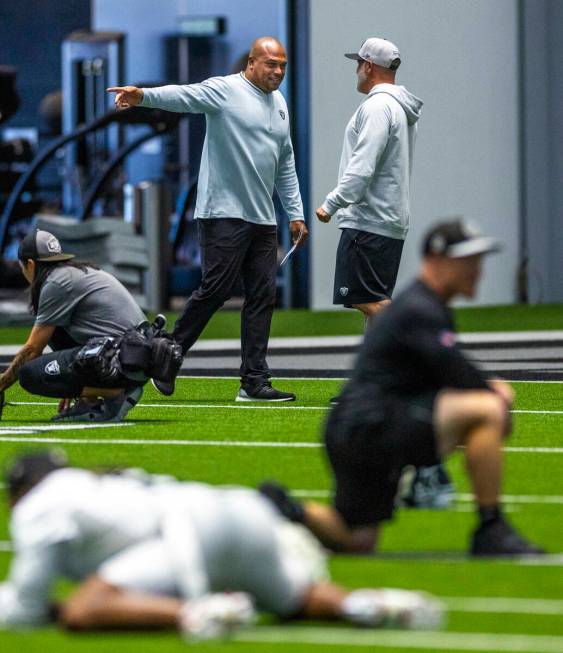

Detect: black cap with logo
18,229,75,263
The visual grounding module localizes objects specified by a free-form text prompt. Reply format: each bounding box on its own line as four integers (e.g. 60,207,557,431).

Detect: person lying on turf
0,451,445,636
260,219,544,558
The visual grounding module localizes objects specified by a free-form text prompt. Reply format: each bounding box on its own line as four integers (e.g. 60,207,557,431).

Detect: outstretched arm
0,324,54,394
108,77,230,115
0,542,62,627
60,576,181,631
106,85,144,109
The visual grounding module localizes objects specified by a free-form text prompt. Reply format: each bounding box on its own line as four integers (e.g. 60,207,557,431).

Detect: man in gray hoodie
316,37,422,326
314,39,451,507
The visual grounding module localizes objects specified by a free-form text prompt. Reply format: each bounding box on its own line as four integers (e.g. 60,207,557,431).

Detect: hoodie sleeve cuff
322,199,338,216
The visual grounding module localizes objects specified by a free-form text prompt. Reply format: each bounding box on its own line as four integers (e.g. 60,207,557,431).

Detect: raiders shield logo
45,360,61,375
339,287,349,297
279,109,286,120
46,236,62,253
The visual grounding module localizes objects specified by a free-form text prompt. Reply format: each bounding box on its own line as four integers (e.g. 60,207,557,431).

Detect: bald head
245,36,287,93
249,37,286,59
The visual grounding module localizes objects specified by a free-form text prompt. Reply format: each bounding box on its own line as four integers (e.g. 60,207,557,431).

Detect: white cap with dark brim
422,219,501,258
345,37,401,69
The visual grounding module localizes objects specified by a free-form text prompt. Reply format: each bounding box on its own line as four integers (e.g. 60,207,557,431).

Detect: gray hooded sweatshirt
321,83,423,240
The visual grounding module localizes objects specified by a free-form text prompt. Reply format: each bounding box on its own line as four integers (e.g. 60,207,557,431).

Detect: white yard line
509,380,563,384
0,423,134,436
0,436,322,447
504,447,563,453
0,432,561,454
232,627,563,652
9,401,563,416
292,489,563,505
0,423,133,431
512,410,563,415
11,401,327,410
442,596,563,615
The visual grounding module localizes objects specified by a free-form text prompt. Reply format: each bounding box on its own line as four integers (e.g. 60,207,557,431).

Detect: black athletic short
324,392,441,527
333,229,404,306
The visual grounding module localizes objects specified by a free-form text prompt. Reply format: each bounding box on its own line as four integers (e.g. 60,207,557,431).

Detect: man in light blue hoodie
316,37,423,326
108,37,307,402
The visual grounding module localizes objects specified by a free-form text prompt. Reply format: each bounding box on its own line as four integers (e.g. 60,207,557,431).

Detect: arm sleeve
34,281,73,327
275,134,305,222
399,313,490,390
0,503,79,628
0,544,61,627
322,98,391,215
140,77,230,115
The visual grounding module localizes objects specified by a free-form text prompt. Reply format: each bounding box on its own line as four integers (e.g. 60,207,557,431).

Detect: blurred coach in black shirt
264,219,544,558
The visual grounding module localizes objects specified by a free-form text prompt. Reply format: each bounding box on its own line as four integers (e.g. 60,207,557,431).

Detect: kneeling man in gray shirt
0,229,147,422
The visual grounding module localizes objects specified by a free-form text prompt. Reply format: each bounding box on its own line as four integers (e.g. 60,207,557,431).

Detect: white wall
309,0,520,308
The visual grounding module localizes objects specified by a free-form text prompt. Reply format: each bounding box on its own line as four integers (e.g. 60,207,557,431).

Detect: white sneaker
341,588,446,630
178,592,256,640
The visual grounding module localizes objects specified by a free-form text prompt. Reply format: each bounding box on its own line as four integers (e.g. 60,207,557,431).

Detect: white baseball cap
345,37,401,69
422,219,501,258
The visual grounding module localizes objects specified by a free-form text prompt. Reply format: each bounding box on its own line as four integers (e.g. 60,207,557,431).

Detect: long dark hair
28,260,99,315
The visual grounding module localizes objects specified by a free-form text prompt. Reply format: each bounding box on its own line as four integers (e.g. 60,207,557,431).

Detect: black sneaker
399,464,455,509
258,481,305,523
329,396,340,405
470,518,545,557
102,386,144,422
51,398,105,422
151,377,176,397
236,383,295,402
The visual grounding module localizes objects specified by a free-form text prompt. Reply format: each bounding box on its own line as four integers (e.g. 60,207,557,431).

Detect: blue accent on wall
287,0,310,307
0,0,91,129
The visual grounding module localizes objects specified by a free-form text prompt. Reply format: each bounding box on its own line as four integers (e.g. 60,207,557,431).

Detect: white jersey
0,469,326,626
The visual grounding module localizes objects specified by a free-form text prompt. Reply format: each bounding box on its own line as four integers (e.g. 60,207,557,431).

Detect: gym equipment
62,31,125,213
0,105,180,252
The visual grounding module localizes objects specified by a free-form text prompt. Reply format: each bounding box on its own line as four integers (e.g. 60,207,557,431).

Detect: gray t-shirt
35,266,146,344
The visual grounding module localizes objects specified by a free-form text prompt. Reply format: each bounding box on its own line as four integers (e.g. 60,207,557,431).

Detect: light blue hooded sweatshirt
140,73,304,226
321,83,423,240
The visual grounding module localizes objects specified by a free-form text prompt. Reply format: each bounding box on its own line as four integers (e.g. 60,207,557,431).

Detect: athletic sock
478,505,502,525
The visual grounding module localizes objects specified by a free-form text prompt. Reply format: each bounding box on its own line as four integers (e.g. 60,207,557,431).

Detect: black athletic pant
173,218,278,386
20,347,99,398
19,330,138,399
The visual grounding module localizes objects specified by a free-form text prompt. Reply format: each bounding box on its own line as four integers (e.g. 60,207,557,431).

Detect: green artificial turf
0,377,562,652
2,302,563,345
